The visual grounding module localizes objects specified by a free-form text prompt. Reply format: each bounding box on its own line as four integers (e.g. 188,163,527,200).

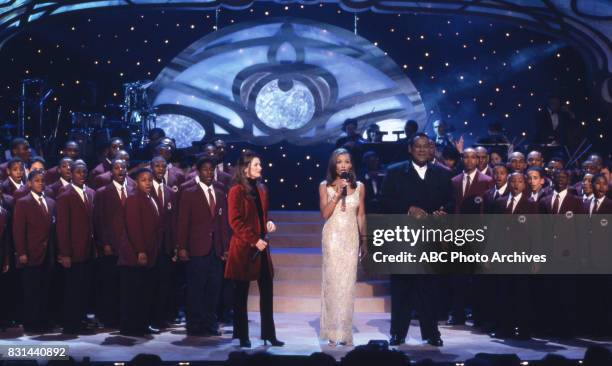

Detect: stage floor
1,313,611,363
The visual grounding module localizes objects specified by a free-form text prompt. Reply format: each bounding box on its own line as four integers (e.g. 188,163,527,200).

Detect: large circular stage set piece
150,18,426,147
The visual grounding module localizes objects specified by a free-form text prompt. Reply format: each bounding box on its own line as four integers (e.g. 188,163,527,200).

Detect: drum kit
5,78,158,155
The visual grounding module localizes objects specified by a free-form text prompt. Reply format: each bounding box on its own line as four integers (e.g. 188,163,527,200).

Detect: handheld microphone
251,235,269,261
340,172,349,197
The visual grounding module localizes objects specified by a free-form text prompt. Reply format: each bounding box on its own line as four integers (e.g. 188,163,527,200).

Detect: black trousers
185,253,223,332
390,274,440,340
495,275,532,334
95,255,120,327
233,253,276,340
21,264,52,330
120,266,154,334
0,267,21,327
152,254,176,327
62,261,92,332
217,261,235,321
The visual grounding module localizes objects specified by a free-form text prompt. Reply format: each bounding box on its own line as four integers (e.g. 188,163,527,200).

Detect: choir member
177,156,229,336
483,163,510,212
382,133,451,347
13,157,52,200
45,141,80,184
12,170,56,333
1,158,25,196
118,168,162,337
92,158,131,328
56,161,96,334
155,143,185,190
588,174,612,215
150,156,179,329
579,173,595,203
48,157,73,199
90,137,124,183
225,150,283,348
92,150,134,190
0,138,31,181
526,167,550,202
526,150,545,168
213,138,233,174
508,151,527,173
0,192,15,329
475,146,492,176
452,148,494,214
359,151,385,214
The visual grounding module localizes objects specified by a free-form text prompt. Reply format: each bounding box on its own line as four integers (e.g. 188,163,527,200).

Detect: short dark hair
148,128,165,138
592,173,608,185
342,118,358,131
7,157,23,169
492,163,508,172
72,161,88,171
409,132,430,146
133,167,153,179
526,166,544,178
196,156,215,171
28,169,45,181
11,137,28,150
31,156,46,167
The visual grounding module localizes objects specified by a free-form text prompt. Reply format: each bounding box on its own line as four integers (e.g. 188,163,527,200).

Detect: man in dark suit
187,143,232,190
48,157,73,199
89,137,124,184
1,158,25,196
0,138,31,181
483,164,510,213
118,168,163,337
150,156,179,329
534,95,575,146
489,172,539,340
382,133,452,347
178,156,229,336
92,158,131,328
45,141,80,185
12,169,56,333
56,161,96,334
475,146,492,177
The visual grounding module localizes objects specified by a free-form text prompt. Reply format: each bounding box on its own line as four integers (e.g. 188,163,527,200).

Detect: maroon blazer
0,204,8,268
584,196,612,215
177,184,229,258
12,194,55,268
539,191,585,215
12,185,53,201
45,166,60,185
483,185,510,213
1,178,24,197
527,186,552,203
151,183,178,256
493,193,539,215
186,169,231,192
118,190,162,268
451,171,494,214
47,179,70,200
166,165,185,192
91,171,136,190
56,185,96,263
90,159,111,180
224,183,273,281
93,182,133,256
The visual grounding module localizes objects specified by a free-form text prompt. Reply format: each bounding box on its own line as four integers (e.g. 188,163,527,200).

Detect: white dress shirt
412,162,427,180
551,189,568,213
31,191,48,212
71,184,87,203
9,177,23,190
112,180,128,200
590,196,606,215
506,192,522,213
59,177,70,187
198,181,216,207
462,170,477,195
495,183,508,197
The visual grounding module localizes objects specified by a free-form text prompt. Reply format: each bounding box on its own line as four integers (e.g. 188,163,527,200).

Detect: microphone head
340,172,350,180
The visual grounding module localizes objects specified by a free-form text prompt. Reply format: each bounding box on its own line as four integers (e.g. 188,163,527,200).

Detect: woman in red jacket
225,150,283,348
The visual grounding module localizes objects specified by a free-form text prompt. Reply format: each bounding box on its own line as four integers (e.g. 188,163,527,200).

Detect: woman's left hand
266,220,277,233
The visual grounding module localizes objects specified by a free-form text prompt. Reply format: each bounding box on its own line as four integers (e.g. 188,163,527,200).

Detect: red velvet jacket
12,193,55,268
224,183,274,281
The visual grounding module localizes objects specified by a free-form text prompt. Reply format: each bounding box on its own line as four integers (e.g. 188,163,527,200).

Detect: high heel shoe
263,338,285,347
239,338,251,348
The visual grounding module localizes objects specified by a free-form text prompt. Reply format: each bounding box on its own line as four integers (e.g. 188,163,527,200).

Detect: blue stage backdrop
0,4,608,209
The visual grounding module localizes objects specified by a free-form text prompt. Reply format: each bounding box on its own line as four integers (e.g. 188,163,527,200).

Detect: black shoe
263,338,285,347
389,335,405,346
446,315,466,326
146,326,161,335
239,338,251,348
426,337,443,347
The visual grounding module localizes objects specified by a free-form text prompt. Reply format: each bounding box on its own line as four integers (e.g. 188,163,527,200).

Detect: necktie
464,175,472,197
150,195,159,215
493,190,499,200
120,187,126,206
157,183,164,208
39,196,48,215
552,193,560,214
208,188,216,216
83,191,88,205
506,196,515,214
589,199,595,216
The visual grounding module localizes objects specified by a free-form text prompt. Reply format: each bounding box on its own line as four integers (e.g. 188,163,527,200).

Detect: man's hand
221,251,229,262
137,252,148,266
2,264,9,273
255,239,268,252
103,245,113,256
408,206,427,218
432,207,447,216
18,254,28,265
58,256,72,268
266,221,277,234
178,249,189,262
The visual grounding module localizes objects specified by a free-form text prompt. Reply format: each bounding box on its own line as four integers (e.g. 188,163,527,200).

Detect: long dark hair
325,148,357,188
232,149,263,196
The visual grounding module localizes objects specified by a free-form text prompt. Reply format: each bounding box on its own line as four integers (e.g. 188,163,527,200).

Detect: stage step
273,221,324,235
247,295,391,313
268,233,322,248
269,210,323,223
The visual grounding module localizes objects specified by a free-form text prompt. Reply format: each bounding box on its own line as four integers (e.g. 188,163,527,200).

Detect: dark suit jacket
451,171,494,214
177,184,229,259
93,182,133,256
12,194,55,268
91,171,136,191
225,183,273,281
12,185,53,201
166,166,185,192
539,191,585,215
585,196,612,215
381,161,453,215
151,182,178,256
56,185,96,263
483,185,510,213
1,178,23,197
45,166,60,185
48,179,70,200
534,109,573,145
119,190,162,268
